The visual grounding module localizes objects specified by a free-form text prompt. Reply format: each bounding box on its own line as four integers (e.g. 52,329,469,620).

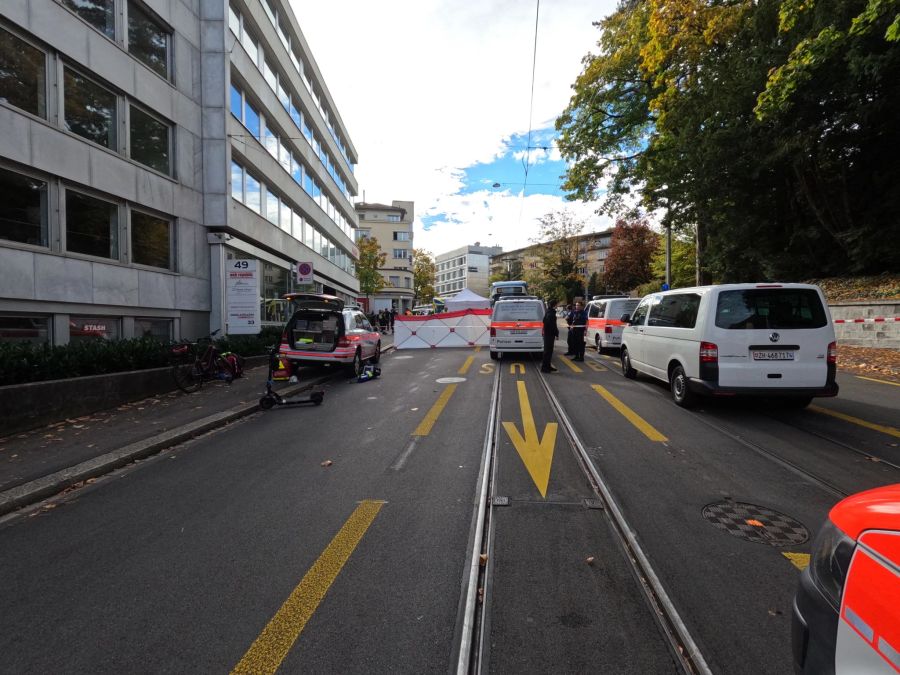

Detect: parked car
489,296,545,360
278,293,380,376
619,283,839,407
792,483,900,674
586,297,641,351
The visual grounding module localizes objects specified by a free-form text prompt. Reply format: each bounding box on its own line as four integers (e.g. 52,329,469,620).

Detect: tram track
455,363,710,675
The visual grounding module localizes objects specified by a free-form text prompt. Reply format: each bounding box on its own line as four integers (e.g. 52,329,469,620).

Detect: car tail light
490,326,496,337
604,326,613,334
700,341,718,363
337,335,359,348
827,341,837,364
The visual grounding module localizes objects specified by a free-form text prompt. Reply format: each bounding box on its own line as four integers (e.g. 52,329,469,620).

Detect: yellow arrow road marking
458,355,475,375
510,362,525,374
502,380,558,498
586,360,606,372
809,405,900,438
591,385,668,442
782,552,810,571
413,384,458,436
232,500,385,675
855,375,900,387
559,356,582,373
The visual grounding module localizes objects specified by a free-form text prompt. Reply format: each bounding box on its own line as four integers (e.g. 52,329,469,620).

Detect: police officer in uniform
570,301,588,361
541,299,559,373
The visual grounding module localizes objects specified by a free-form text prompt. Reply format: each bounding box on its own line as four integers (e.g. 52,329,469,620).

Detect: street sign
296,261,314,284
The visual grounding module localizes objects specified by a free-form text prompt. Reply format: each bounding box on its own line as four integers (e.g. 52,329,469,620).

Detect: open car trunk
289,311,341,352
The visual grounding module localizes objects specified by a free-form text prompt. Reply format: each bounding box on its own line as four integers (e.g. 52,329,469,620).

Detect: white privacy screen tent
444,288,491,312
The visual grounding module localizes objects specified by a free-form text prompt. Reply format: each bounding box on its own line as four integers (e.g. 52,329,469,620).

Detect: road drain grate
702,501,809,547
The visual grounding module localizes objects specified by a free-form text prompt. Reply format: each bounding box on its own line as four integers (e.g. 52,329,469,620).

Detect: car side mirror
621,313,632,324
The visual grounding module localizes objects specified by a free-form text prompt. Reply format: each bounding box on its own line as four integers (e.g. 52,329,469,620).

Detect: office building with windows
435,244,502,299
0,0,359,345
353,201,414,314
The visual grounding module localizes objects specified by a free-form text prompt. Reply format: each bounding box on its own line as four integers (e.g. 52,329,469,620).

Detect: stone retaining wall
829,301,900,349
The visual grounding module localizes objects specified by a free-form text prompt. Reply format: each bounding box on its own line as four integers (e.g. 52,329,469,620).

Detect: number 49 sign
296,261,314,284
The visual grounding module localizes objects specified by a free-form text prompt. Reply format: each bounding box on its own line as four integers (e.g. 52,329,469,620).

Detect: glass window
230,84,242,119
715,289,828,330
0,27,46,118
389,275,400,286
279,201,291,232
0,167,48,247
289,101,301,128
263,60,277,91
69,315,120,341
64,68,117,149
393,231,410,241
393,249,408,259
245,172,261,212
631,298,651,326
405,277,411,288
277,80,290,109
135,318,172,339
292,210,303,241
128,1,169,79
0,315,50,344
304,222,313,249
231,161,243,201
129,105,170,174
244,100,260,138
228,5,240,36
66,190,118,259
62,0,115,38
263,125,278,157
387,214,400,222
241,29,258,65
266,190,279,224
291,155,303,185
648,293,701,328
278,143,290,172
131,210,171,269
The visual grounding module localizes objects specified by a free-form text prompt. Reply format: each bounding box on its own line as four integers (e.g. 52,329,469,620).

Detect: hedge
0,326,283,387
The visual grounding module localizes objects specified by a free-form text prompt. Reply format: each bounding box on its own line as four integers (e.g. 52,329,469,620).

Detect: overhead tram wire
517,0,541,229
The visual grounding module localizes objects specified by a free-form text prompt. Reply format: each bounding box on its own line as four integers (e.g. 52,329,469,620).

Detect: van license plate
508,330,528,335
753,351,794,360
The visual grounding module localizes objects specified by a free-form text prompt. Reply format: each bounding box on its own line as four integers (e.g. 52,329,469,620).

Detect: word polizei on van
619,283,838,408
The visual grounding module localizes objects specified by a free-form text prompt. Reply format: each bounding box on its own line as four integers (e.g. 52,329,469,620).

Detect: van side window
631,299,651,325
648,293,701,328
588,303,601,318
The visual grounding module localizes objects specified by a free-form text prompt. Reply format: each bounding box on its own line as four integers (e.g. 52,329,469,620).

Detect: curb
0,344,396,517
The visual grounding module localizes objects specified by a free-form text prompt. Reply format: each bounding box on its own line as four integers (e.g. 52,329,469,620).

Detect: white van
489,296,545,360
586,297,641,350
619,284,838,407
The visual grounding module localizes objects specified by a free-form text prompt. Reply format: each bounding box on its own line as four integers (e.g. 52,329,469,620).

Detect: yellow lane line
809,405,900,439
782,552,810,571
559,356,582,373
855,375,900,387
413,383,458,436
458,356,475,375
474,346,482,353
591,385,668,442
232,500,385,675
586,359,607,372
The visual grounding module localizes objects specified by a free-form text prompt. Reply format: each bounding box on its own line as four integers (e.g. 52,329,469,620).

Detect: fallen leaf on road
73,425,84,429
87,444,95,448
585,556,595,565
321,460,333,467
479,554,488,566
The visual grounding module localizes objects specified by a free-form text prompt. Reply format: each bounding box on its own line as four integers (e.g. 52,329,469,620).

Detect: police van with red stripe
489,296,546,360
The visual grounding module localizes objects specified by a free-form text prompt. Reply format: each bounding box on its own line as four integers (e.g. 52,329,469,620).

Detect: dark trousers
571,328,586,358
542,336,555,369
566,327,574,354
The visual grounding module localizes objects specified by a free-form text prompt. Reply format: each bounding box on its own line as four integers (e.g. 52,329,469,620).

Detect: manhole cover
436,377,466,383
701,501,808,547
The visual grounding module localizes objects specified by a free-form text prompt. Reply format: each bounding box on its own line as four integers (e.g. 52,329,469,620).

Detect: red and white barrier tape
833,317,899,324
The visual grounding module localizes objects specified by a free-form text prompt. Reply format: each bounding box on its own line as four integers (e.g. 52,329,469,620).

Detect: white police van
489,296,546,360
619,283,838,407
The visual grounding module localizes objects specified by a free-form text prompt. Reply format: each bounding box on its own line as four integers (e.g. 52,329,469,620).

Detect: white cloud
289,0,617,255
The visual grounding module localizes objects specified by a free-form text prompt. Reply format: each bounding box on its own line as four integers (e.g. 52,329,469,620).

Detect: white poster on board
226,260,260,334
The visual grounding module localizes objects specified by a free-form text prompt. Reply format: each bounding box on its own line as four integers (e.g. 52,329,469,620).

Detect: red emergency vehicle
792,483,900,674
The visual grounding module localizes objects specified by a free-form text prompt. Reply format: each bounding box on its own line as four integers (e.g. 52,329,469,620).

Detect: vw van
619,283,838,407
489,296,545,360
586,297,641,351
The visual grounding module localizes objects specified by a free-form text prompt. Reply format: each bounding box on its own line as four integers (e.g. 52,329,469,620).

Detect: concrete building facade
0,0,359,345
353,201,414,314
434,244,502,299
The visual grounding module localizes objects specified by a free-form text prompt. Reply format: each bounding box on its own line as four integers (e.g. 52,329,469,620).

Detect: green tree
556,0,900,280
489,258,524,284
603,218,659,292
586,272,602,298
411,248,436,305
530,211,586,301
356,236,386,308
636,228,697,295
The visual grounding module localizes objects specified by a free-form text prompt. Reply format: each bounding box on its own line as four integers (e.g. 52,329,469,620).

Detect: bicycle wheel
172,360,203,393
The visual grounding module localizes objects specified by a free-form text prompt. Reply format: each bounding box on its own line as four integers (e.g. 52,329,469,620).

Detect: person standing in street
564,303,575,356
570,301,588,361
541,299,559,373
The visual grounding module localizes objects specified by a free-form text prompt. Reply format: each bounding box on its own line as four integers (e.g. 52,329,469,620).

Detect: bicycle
169,329,235,393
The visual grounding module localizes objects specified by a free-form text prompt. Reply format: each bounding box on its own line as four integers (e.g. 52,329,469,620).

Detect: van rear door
491,300,545,352
709,286,834,388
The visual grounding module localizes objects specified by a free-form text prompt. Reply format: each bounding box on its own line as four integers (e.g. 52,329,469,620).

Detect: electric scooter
259,347,324,410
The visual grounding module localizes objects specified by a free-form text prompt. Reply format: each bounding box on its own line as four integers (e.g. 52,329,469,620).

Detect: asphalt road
0,343,897,673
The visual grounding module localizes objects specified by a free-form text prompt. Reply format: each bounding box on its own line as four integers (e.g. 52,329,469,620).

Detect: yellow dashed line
855,376,900,387
458,356,475,375
413,383,458,436
586,360,607,372
591,384,668,442
809,405,900,438
559,356,582,373
232,500,385,675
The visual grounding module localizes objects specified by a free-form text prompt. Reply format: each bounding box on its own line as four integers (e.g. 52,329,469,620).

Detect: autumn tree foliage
356,236,386,306
603,219,659,292
411,248,436,305
530,211,586,302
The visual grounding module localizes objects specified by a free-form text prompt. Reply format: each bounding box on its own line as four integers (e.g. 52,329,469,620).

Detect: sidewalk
0,333,394,516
